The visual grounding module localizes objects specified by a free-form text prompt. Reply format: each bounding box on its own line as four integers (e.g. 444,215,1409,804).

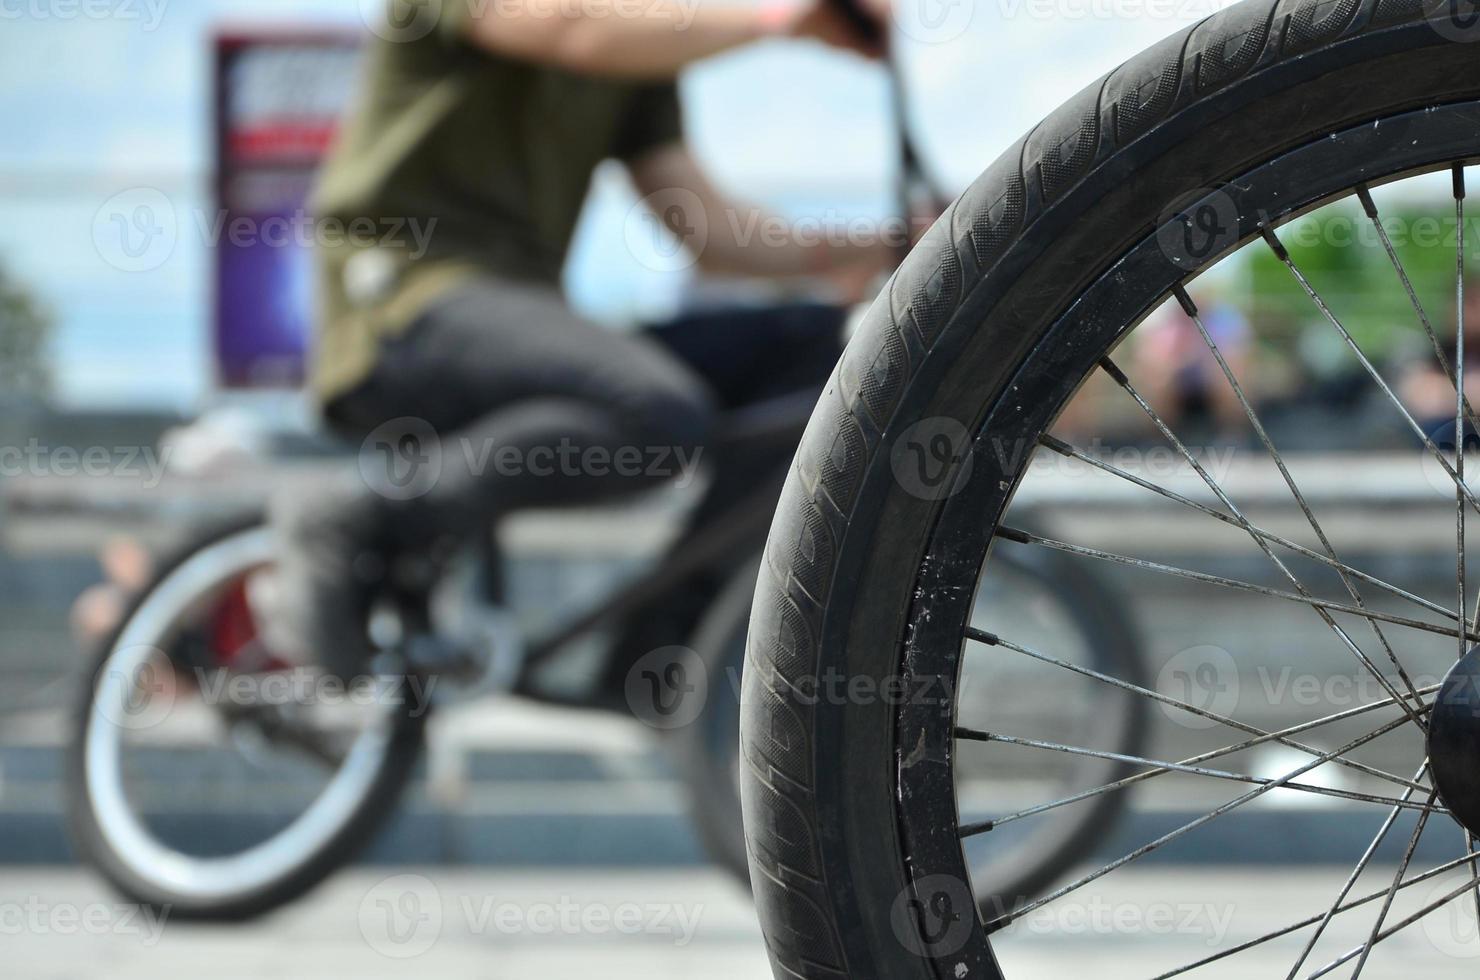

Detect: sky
0,0,1232,410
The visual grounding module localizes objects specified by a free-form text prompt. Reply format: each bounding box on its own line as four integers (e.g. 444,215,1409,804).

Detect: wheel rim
891,101,1480,976
82,527,399,903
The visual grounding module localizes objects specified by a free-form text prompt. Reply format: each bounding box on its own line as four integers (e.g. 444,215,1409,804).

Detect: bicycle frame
502,18,952,705
500,386,819,705
485,13,946,706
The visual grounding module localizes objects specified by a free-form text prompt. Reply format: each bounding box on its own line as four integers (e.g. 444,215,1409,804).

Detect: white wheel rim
83,527,398,902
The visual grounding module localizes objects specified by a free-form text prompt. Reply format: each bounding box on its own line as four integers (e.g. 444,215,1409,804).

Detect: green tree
1248,201,1472,366
0,260,53,404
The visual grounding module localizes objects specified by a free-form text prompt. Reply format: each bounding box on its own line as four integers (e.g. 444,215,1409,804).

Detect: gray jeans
319,274,716,566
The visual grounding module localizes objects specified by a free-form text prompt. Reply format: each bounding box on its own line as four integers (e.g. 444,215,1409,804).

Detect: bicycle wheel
66,517,428,920
687,546,1147,911
680,557,764,884
741,3,1480,976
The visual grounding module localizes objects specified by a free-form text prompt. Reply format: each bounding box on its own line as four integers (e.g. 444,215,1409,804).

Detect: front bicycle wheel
742,3,1480,977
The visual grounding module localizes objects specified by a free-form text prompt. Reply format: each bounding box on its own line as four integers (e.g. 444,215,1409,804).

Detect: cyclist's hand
776,0,890,58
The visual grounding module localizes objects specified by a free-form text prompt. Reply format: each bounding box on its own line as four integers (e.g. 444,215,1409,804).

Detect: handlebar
824,0,951,250
826,0,886,45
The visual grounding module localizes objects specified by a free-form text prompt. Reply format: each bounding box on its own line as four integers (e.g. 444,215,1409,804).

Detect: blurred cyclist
274,0,897,678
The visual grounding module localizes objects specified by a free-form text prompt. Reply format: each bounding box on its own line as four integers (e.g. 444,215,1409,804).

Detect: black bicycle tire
739,4,1480,978
65,514,429,922
689,548,1148,906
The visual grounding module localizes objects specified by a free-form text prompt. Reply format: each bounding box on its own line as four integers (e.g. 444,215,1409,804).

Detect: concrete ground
6,866,1480,979
7,453,1480,976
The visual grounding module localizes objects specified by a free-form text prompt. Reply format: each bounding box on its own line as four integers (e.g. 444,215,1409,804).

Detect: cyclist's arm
457,0,883,77
630,144,895,285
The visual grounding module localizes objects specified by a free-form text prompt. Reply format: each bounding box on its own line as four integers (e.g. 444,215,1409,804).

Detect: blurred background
5,0,1480,977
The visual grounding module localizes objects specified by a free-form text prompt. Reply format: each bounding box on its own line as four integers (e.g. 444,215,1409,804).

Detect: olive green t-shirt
310,0,684,399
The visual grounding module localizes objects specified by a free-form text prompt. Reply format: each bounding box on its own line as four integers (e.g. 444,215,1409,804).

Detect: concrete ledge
2,793,1458,870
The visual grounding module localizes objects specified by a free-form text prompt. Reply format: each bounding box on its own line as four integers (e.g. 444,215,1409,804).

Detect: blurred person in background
1131,290,1254,443
1398,274,1480,438
271,0,900,678
69,537,152,648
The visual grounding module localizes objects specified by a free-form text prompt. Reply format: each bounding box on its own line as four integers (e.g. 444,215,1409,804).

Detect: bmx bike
64,302,1145,921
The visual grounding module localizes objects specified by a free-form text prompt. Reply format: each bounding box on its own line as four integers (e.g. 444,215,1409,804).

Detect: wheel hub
1428,646,1480,835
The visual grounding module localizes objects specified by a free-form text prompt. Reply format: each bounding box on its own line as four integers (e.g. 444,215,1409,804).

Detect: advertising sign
214,29,361,388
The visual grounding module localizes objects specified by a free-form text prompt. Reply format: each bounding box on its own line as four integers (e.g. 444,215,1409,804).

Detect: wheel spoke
1464,828,1480,937
1150,846,1478,980
953,727,1441,813
1304,870,1480,978
1285,762,1432,978
1263,227,1480,517
1347,785,1439,978
1357,184,1480,437
996,527,1478,647
1099,356,1431,732
1450,165,1480,933
966,628,1432,795
1038,434,1458,623
1174,285,1428,713
966,697,1438,835
983,713,1416,931
1303,789,1450,978
1308,876,1480,977
1455,165,1469,670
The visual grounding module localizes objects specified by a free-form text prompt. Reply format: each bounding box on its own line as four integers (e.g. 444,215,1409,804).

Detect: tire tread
741,3,1451,976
